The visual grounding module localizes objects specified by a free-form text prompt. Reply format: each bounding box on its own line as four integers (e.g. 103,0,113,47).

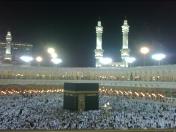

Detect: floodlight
125,57,136,63
152,53,166,61
140,47,150,66
36,56,43,62
47,48,55,54
20,55,33,63
140,47,149,55
99,57,112,65
51,58,62,64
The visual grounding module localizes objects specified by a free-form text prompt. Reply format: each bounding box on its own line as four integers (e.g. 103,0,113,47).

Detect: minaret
95,20,104,67
121,20,130,67
4,31,12,62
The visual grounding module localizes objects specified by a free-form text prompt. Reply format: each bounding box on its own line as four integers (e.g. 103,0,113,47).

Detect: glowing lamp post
152,53,166,65
140,47,149,66
36,56,43,66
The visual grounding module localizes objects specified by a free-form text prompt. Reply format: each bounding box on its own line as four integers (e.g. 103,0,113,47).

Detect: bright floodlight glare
20,56,33,63
47,48,55,54
99,57,112,65
140,47,149,55
36,56,43,62
152,53,166,61
51,52,58,58
125,57,136,63
51,58,62,64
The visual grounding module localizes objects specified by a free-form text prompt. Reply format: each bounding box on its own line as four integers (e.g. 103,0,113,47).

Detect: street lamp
140,47,149,66
152,53,166,65
36,56,43,66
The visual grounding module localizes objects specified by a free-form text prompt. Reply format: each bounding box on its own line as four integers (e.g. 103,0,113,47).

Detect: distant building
0,31,33,64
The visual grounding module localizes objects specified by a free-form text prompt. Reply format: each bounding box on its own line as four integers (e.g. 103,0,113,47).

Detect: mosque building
0,20,130,67
95,19,131,67
0,31,33,64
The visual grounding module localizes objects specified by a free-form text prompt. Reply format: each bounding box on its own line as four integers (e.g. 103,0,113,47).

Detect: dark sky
0,0,176,67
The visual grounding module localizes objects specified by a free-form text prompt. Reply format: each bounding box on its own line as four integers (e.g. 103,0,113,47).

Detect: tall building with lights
0,31,33,64
95,20,104,67
121,20,130,67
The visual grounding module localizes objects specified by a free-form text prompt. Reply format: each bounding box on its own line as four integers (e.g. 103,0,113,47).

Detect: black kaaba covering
64,83,99,111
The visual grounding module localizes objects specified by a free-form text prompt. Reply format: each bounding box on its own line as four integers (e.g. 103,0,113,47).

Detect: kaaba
64,83,99,111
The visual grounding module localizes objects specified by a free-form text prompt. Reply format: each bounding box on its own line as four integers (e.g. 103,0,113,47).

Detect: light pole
36,56,43,66
140,47,149,66
152,53,166,65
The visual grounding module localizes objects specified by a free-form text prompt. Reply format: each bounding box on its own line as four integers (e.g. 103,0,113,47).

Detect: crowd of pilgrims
0,92,176,129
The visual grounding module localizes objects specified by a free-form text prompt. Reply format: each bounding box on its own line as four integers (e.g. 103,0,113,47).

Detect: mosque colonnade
0,65,175,82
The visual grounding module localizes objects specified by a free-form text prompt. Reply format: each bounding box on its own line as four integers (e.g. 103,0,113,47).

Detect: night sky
0,0,176,67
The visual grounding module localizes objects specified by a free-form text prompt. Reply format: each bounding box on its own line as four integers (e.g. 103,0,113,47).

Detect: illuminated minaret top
121,20,130,67
122,20,129,49
95,20,104,67
6,31,12,43
4,31,12,61
96,21,103,50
